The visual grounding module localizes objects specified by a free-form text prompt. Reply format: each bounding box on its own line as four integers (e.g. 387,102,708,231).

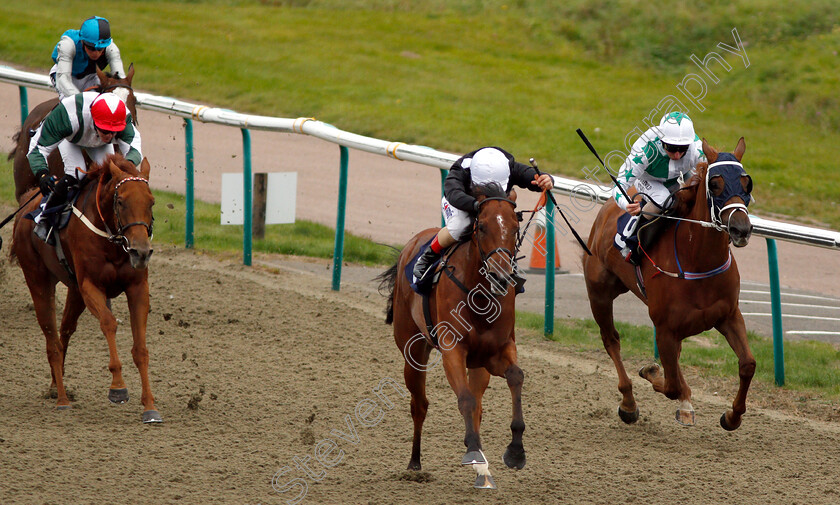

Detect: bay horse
583,137,755,430
10,64,137,202
9,153,160,423
378,183,526,489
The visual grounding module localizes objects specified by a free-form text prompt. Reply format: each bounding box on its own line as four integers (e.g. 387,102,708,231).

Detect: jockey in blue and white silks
49,16,126,100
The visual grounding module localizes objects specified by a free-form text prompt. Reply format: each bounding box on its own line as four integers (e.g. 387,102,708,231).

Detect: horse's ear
702,138,718,164
108,160,123,181
733,137,746,162
126,63,135,84
139,157,151,180
96,66,107,82
508,188,517,202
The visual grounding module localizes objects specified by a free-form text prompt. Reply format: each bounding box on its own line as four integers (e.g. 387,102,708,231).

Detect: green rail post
439,168,449,228
544,199,556,337
184,118,195,249
767,238,785,386
18,86,28,125
241,128,252,266
332,146,349,291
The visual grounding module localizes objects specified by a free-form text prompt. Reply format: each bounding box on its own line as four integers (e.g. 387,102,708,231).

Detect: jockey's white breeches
442,196,473,241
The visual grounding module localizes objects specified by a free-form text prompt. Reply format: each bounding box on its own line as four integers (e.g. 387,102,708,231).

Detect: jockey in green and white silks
27,92,141,238
49,16,126,100
613,112,705,264
613,112,705,215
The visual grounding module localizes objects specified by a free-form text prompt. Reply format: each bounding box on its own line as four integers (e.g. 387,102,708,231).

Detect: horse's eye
741,175,753,194
477,223,487,234
709,175,724,196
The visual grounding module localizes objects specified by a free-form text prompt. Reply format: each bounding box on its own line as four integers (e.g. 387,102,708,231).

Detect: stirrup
34,222,51,242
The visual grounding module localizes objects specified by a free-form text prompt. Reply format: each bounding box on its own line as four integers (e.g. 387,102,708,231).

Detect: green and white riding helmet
658,111,695,147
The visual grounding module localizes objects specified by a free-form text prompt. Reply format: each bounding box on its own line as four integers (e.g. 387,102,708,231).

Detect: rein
638,160,749,280
72,175,153,253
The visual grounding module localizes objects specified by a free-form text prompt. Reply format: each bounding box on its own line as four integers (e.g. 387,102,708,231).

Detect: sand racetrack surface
2,243,840,505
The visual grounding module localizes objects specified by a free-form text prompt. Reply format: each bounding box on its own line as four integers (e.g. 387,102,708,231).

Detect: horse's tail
8,130,20,160
375,259,400,325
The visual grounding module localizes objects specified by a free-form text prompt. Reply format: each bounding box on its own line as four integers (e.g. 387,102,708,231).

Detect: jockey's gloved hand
472,200,481,216
37,170,55,196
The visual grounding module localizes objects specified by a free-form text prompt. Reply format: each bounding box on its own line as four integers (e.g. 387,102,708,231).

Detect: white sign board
220,172,297,225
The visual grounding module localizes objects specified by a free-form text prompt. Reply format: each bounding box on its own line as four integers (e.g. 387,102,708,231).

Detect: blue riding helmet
79,16,112,50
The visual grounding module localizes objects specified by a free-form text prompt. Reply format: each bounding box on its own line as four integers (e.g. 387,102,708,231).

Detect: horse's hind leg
58,286,87,380
397,331,432,470
586,285,639,424
716,312,756,431
20,267,69,408
640,329,695,426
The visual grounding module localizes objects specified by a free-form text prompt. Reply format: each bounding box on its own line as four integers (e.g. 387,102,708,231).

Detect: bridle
72,175,154,253
473,196,518,284
705,160,751,232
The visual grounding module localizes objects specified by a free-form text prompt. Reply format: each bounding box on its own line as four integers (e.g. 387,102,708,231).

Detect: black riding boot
412,246,441,283
622,215,648,266
33,175,74,242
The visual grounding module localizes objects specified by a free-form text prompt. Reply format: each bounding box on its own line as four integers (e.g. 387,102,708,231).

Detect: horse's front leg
125,278,162,423
716,311,756,431
640,329,694,426
78,279,129,405
487,343,526,471
441,349,495,489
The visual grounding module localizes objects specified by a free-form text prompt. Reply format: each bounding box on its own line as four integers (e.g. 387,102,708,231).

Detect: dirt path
1,244,840,504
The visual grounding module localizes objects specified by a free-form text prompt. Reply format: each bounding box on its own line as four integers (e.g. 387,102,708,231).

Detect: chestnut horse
9,153,160,423
10,64,137,202
378,183,525,490
583,138,755,430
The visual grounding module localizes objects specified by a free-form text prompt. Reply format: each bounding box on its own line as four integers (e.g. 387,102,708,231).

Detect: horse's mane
83,153,142,183
670,160,708,217
470,182,507,199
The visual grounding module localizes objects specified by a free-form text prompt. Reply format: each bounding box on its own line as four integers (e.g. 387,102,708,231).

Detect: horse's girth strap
72,206,110,239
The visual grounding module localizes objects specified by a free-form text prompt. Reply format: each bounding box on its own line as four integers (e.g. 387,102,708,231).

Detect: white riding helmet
658,111,696,146
468,148,510,188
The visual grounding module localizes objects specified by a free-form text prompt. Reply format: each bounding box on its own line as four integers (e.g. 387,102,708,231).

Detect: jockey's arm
104,42,126,78
53,37,82,97
613,154,645,213
443,167,478,214
27,104,75,175
116,117,143,166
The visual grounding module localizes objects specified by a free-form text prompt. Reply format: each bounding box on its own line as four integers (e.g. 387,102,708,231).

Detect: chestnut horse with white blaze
378,183,526,489
583,138,755,430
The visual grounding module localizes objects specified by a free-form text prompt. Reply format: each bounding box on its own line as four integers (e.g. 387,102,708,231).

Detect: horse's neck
79,177,114,228
680,183,729,266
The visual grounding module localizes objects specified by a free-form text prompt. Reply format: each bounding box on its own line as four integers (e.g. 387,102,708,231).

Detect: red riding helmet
90,93,127,131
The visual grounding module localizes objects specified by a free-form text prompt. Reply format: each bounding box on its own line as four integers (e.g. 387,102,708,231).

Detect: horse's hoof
462,450,487,466
142,410,163,424
108,388,129,404
56,404,72,411
720,411,740,431
638,363,661,379
618,407,640,424
406,460,421,471
474,473,497,490
503,446,526,470
675,409,696,426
